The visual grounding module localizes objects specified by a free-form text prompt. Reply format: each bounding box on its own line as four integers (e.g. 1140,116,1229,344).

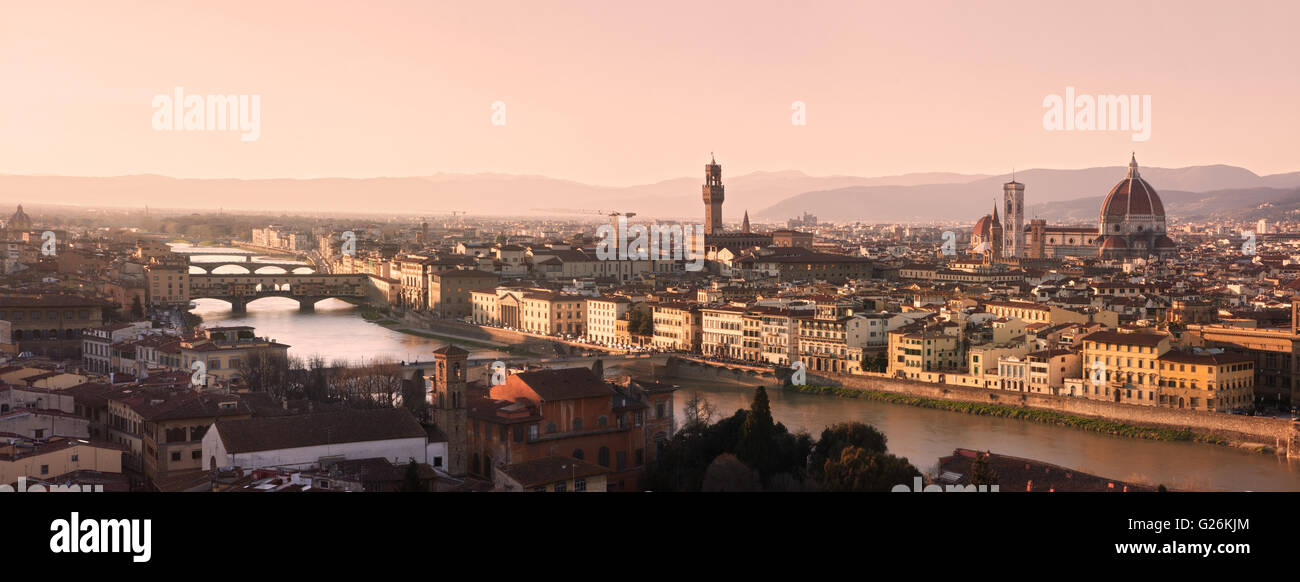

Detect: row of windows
0,310,92,321
12,329,81,340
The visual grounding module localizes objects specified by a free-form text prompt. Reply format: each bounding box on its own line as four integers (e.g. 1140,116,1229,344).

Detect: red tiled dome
1101,156,1164,219
973,214,993,237
1100,236,1129,250
1154,235,1177,249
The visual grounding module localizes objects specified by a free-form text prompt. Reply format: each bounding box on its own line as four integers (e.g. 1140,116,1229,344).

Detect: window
554,482,566,492
41,465,49,475
191,450,201,460
572,417,583,430
598,447,610,467
574,478,587,492
546,422,557,434
171,451,181,461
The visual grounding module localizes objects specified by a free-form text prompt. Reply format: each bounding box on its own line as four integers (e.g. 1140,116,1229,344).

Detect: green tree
821,446,921,492
809,421,889,480
591,358,604,378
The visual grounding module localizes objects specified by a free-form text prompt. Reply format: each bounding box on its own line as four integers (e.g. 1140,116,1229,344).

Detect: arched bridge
184,254,315,274
187,260,315,274
189,274,369,312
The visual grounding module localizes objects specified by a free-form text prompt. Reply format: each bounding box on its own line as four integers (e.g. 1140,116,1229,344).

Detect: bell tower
1003,178,1024,258
702,154,725,235
428,344,469,476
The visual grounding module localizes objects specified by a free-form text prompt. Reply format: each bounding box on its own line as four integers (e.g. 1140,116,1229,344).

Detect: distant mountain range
2,164,1298,223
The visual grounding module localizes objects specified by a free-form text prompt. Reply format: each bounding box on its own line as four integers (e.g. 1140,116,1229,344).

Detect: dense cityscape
7,1,1299,568
3,153,1300,495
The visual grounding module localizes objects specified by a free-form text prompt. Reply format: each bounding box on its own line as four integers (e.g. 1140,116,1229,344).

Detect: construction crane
532,208,637,219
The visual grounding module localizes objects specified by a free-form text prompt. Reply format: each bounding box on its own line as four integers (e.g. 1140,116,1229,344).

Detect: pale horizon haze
1,0,1297,186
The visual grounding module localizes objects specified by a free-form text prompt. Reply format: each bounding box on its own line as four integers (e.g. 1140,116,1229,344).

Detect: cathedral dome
1100,155,1164,219
7,204,33,231
1099,236,1129,251
973,214,994,238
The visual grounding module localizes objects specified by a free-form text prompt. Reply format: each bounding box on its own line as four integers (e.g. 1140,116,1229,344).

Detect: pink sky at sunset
1,0,1296,185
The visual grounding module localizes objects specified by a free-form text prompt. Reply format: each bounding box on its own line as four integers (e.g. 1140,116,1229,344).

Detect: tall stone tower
702,154,725,235
1003,179,1025,258
427,344,469,476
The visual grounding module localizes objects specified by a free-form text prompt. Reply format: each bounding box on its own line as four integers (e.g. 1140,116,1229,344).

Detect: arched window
572,449,584,460
597,415,608,427
598,447,610,468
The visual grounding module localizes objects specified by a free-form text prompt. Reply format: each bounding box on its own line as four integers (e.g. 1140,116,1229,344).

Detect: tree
400,459,423,492
680,392,716,435
239,351,293,400
591,358,604,378
700,454,761,492
821,446,921,492
809,421,889,480
969,452,998,487
738,387,775,464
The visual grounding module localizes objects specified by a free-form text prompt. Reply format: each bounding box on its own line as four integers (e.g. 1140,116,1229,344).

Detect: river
669,379,1300,491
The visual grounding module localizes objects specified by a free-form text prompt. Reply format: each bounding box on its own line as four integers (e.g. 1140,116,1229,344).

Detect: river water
669,379,1300,491
174,246,1300,491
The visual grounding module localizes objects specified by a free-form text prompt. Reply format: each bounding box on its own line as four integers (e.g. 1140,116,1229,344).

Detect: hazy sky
2,0,1296,184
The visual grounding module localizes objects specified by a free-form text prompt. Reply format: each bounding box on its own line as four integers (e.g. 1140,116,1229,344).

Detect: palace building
700,155,773,253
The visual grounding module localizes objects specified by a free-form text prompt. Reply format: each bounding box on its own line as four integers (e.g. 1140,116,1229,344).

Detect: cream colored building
701,306,747,360
652,303,700,352
586,296,632,345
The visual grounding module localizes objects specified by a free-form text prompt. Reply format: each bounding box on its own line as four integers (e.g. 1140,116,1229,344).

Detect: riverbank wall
661,357,1300,456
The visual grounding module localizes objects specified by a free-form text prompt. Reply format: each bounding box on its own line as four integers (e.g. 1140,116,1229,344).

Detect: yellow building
0,438,124,487
145,260,190,308
652,302,701,352
1079,330,1170,406
888,328,962,380
1156,351,1254,412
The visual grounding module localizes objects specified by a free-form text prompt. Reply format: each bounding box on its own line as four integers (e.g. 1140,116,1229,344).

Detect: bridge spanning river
189,273,368,312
